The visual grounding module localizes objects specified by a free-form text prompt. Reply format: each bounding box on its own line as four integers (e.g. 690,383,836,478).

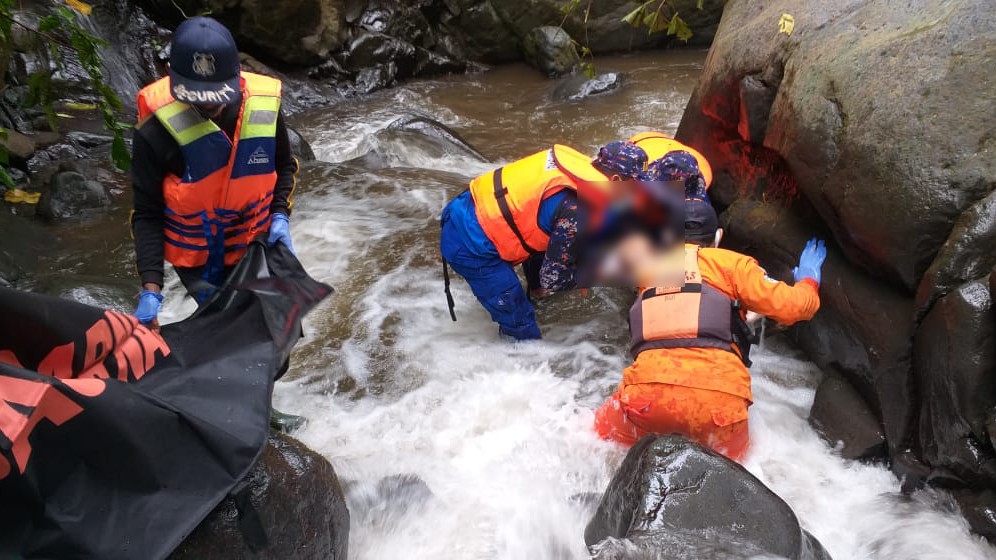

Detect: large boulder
522,26,579,77
680,0,996,290
586,435,831,560
144,0,346,66
677,0,996,539
913,278,996,489
170,433,349,560
720,200,916,455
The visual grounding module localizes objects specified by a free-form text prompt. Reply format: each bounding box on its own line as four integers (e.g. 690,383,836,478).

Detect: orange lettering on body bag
0,375,104,480
0,310,169,479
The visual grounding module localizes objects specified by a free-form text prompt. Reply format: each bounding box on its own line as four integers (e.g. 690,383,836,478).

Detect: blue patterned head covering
642,150,708,199
593,141,649,180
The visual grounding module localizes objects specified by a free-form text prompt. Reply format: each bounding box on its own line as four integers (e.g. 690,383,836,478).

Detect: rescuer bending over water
594,156,827,461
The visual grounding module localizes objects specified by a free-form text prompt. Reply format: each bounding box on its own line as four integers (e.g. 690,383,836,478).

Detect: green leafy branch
0,0,130,192
622,0,699,42
560,0,597,78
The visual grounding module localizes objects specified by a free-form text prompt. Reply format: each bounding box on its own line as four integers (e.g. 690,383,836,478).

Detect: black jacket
130,100,297,287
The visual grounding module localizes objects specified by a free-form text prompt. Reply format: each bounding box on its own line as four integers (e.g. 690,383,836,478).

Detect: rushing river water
136,51,994,559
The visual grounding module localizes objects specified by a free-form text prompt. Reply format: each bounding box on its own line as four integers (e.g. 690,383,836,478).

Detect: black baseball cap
685,197,719,240
169,17,241,105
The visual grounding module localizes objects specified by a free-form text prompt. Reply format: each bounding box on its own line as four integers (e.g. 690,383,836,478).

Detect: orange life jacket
629,246,751,364
135,72,282,270
629,131,713,189
469,145,611,265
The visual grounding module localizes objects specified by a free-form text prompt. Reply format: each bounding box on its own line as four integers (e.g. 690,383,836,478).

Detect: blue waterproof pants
440,214,541,340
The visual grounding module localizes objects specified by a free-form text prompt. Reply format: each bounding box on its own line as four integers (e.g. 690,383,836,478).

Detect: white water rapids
155,51,995,560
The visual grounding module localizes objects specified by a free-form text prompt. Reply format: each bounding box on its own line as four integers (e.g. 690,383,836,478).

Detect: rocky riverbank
677,0,996,539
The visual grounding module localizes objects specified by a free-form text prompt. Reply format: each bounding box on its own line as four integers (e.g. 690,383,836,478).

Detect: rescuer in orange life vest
593,156,827,461
440,142,652,340
130,17,298,330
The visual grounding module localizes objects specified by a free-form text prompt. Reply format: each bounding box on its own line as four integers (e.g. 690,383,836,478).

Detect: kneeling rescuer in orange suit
594,196,826,461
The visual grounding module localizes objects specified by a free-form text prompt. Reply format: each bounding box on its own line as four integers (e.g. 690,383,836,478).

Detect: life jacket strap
442,257,457,322
493,167,543,258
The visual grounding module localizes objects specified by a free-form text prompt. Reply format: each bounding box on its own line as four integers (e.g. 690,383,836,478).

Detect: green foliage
622,0,697,42
561,0,703,81
0,0,131,185
0,129,13,190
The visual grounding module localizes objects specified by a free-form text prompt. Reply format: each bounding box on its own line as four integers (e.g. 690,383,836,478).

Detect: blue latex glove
267,212,296,255
793,238,828,285
134,290,164,325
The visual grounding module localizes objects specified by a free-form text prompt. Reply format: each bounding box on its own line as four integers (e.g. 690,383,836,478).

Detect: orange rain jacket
623,244,821,402
596,244,820,458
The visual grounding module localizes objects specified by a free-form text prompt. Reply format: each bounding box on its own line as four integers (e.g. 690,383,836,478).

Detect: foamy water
156,52,996,560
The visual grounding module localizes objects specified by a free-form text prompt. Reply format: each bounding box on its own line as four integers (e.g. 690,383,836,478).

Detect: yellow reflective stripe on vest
240,95,281,140
154,101,219,147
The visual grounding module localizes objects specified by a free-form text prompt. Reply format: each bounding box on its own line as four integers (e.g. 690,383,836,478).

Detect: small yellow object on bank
778,13,795,36
64,102,98,111
4,189,41,204
65,0,93,15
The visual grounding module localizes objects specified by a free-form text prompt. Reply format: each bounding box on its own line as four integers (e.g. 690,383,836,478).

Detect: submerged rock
171,432,349,560
0,208,55,287
523,26,579,77
288,127,317,162
37,170,110,221
809,371,887,461
552,72,623,101
586,435,832,560
386,114,488,162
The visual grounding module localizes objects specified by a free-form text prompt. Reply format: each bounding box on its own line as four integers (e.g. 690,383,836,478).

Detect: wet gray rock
37,170,110,221
523,26,579,77
810,371,887,461
586,435,832,560
170,432,349,560
913,278,996,489
0,129,36,162
916,190,996,316
26,143,86,175
385,114,488,162
354,62,399,94
552,72,623,101
288,127,317,162
343,33,417,74
414,47,467,77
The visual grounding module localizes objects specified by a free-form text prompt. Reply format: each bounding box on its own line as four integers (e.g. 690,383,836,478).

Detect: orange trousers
594,382,750,461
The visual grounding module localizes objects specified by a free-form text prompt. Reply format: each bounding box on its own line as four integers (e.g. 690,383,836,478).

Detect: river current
148,51,995,560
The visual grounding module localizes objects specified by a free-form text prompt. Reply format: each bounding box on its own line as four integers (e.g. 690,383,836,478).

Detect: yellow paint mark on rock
778,13,795,36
